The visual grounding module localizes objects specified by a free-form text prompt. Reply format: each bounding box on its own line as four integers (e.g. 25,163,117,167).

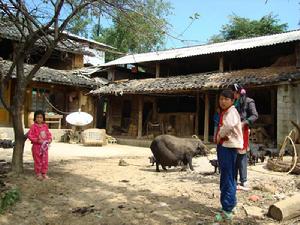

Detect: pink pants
32,144,48,175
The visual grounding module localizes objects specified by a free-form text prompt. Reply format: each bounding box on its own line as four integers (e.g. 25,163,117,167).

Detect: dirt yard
0,141,300,225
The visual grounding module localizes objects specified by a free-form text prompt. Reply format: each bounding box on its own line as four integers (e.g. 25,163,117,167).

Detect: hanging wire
42,93,70,115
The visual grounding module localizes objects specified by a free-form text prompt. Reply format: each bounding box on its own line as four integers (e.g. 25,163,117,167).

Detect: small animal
150,134,208,172
249,150,266,165
264,148,280,159
249,144,266,165
209,159,220,174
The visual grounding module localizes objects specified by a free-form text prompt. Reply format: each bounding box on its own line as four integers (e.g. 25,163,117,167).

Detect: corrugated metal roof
101,30,300,66
90,66,300,95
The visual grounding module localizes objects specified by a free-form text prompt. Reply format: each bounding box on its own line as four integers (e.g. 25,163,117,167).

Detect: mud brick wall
277,84,300,145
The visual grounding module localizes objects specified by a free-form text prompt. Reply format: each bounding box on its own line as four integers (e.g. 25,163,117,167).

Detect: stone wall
277,83,300,145
0,127,70,142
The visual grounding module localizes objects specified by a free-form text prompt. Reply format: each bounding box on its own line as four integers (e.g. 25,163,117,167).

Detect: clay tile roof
90,67,300,95
0,20,117,55
0,60,108,88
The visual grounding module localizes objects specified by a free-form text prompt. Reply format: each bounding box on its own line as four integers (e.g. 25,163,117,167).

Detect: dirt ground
0,141,300,225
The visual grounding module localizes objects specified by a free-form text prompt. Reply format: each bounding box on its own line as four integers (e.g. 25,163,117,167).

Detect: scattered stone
135,213,144,219
274,193,286,200
118,159,129,166
249,195,260,202
118,204,125,209
120,179,129,183
243,206,265,219
253,184,277,194
158,202,168,207
72,205,95,216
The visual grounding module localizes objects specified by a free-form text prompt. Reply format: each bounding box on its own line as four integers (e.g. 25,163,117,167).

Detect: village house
0,20,119,132
91,30,300,146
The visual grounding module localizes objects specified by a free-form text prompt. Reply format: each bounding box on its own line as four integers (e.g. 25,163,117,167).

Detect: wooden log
268,193,300,221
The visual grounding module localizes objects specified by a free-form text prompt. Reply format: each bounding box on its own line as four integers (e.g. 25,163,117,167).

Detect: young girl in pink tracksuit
28,110,52,180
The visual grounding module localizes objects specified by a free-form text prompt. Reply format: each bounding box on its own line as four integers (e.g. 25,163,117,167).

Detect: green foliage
66,14,92,38
0,188,21,214
93,0,172,55
209,13,288,43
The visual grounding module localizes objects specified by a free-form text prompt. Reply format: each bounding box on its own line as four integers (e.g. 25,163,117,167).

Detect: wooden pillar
108,69,115,81
204,93,210,143
215,93,219,109
152,98,157,121
271,89,276,140
156,63,160,78
296,42,300,69
195,92,199,135
219,55,224,72
137,96,143,138
106,98,111,133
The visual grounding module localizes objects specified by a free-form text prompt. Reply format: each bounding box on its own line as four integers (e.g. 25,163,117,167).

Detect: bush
0,188,20,214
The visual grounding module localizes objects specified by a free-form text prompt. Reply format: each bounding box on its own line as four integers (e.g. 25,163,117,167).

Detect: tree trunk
11,108,26,174
11,56,27,174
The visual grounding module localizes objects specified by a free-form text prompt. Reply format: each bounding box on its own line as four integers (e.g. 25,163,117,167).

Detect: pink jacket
219,105,243,149
28,123,52,145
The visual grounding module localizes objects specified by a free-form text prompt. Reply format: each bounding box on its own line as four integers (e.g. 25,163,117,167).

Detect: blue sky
165,0,300,49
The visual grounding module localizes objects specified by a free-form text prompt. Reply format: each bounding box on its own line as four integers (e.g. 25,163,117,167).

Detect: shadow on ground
1,158,265,225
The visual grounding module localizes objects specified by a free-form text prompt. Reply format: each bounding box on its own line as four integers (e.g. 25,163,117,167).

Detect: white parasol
66,110,93,126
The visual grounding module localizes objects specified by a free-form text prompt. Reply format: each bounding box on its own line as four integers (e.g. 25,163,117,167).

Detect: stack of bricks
277,84,300,145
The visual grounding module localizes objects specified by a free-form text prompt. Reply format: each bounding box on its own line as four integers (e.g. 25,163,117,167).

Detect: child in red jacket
28,110,52,180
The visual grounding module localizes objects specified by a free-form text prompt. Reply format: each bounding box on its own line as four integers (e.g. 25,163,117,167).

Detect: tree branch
0,2,27,37
59,1,92,33
25,46,54,81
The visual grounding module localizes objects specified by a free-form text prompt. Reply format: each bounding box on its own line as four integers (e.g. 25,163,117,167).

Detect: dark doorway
121,100,131,130
198,96,205,136
143,102,153,133
96,97,107,129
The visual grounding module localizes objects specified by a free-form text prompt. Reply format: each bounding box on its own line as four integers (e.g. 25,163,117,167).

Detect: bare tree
0,0,170,174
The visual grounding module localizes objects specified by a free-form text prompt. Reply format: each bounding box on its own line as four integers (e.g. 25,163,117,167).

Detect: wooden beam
204,93,210,143
219,55,224,72
296,42,300,69
137,96,143,138
195,92,199,135
156,63,160,78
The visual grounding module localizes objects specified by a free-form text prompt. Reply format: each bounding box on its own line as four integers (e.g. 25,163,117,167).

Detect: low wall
0,127,70,142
